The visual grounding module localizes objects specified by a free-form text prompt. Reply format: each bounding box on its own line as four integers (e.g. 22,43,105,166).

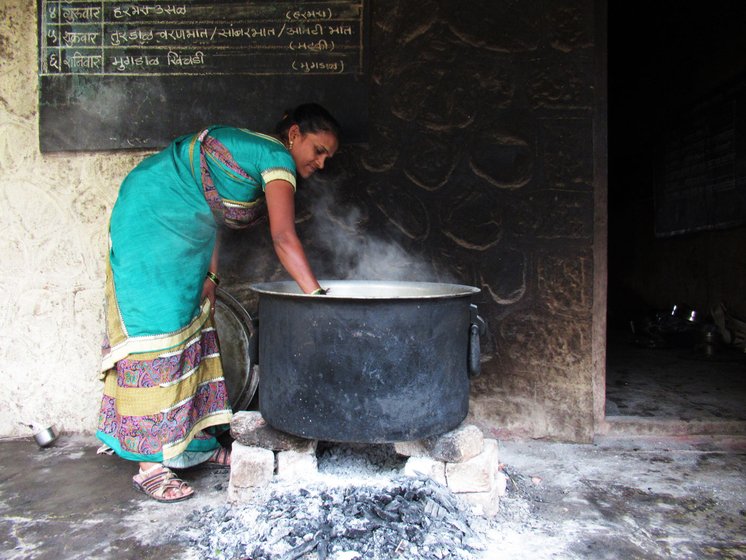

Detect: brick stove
228,411,505,516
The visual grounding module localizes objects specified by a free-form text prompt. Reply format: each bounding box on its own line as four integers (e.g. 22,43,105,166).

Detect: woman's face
288,124,339,179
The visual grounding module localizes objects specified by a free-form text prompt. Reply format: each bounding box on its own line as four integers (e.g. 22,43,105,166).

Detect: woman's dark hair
275,103,341,143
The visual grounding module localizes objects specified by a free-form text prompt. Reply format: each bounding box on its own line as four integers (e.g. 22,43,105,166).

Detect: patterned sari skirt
96,267,233,466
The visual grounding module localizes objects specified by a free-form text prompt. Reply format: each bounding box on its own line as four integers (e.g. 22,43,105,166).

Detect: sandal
132,465,194,503
206,446,231,469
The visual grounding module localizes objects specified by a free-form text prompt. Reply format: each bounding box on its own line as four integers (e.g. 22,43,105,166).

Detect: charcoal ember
315,536,330,560
283,535,319,560
371,503,399,522
342,526,371,539
169,446,490,560
404,524,424,542
385,494,406,511
400,503,425,525
423,497,447,518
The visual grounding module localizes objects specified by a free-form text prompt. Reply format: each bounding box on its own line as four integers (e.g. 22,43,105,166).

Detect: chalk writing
111,54,160,72
61,6,101,22
328,24,354,36
40,1,365,76
47,53,61,72
65,52,103,70
111,5,188,19
292,59,345,74
214,26,278,40
290,40,336,52
155,28,210,42
166,50,205,66
110,29,156,46
279,23,325,38
285,8,333,21
62,31,101,46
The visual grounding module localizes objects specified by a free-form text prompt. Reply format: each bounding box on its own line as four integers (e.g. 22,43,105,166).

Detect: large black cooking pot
250,280,484,443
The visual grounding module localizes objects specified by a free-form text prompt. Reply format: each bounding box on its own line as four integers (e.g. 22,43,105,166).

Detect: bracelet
206,271,220,286
311,288,327,295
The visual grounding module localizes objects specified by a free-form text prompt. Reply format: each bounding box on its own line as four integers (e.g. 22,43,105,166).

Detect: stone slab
426,424,485,463
231,410,315,452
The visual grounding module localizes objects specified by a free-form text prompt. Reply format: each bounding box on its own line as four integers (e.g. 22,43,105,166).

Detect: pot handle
468,304,486,378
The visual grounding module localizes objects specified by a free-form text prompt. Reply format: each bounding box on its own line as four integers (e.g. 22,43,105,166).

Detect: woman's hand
203,237,220,317
202,276,218,317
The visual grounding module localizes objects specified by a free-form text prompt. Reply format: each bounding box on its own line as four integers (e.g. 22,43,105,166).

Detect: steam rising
304,181,441,282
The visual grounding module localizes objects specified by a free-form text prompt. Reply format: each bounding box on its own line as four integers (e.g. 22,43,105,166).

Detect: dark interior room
606,3,746,433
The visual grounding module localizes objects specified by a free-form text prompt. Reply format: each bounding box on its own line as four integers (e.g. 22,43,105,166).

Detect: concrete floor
605,327,746,438
2,336,745,559
1,434,745,559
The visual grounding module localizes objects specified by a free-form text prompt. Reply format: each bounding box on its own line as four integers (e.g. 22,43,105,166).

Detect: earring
288,139,294,150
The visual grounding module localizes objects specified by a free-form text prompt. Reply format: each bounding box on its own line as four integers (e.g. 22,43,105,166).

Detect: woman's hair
275,103,341,143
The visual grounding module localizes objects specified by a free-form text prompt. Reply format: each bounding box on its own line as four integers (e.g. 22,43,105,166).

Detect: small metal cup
33,426,58,448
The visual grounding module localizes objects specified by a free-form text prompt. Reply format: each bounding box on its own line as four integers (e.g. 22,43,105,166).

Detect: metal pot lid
214,288,258,412
250,280,480,300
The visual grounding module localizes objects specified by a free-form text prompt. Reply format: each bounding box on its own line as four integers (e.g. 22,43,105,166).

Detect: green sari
97,127,295,465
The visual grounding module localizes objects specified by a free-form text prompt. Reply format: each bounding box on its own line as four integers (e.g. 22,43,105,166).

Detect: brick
495,470,508,497
445,439,498,493
426,424,485,463
231,410,314,451
403,456,447,486
394,440,430,457
456,484,500,517
228,442,274,501
276,448,318,481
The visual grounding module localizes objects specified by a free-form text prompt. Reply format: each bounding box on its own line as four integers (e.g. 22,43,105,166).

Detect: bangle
311,288,327,295
206,271,220,286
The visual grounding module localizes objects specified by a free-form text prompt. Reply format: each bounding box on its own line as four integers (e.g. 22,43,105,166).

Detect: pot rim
250,279,480,300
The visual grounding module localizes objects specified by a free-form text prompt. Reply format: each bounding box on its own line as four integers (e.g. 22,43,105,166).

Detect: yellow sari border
222,197,263,209
102,357,223,417
238,129,285,147
102,298,212,375
263,169,297,191
162,410,234,460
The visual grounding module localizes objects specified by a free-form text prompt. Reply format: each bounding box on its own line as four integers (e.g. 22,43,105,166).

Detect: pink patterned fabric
98,381,229,456
115,330,219,388
198,130,267,229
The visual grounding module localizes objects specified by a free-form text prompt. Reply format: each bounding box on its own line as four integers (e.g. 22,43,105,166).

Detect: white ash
170,443,496,560
315,442,407,483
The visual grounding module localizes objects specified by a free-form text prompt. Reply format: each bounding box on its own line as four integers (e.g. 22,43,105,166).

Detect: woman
96,103,340,502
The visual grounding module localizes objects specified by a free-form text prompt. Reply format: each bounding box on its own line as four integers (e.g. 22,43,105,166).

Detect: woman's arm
265,180,322,294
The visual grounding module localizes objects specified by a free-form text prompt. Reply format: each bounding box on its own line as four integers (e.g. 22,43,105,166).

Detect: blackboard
655,75,746,237
37,1,369,152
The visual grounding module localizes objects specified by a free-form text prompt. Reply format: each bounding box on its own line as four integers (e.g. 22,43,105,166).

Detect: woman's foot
207,446,231,468
132,463,194,503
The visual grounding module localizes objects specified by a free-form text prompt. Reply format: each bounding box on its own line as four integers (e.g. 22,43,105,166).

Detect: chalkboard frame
37,0,369,152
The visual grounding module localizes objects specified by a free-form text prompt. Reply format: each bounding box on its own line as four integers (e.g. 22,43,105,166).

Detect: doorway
603,4,746,436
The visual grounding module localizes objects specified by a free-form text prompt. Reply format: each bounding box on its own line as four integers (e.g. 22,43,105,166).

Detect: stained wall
0,0,605,441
